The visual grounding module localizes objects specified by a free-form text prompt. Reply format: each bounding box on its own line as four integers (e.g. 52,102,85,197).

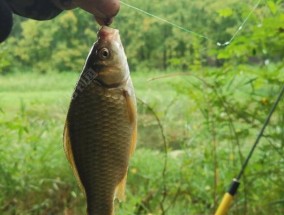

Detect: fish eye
98,48,110,60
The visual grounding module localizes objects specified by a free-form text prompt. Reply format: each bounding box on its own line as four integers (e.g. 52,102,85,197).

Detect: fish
63,26,137,215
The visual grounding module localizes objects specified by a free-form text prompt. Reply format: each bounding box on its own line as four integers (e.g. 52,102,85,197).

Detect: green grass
0,70,283,214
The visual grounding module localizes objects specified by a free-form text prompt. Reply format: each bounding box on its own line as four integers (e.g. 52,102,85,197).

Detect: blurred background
0,0,283,214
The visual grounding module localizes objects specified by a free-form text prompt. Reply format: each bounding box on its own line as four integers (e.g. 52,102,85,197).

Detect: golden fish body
64,26,137,215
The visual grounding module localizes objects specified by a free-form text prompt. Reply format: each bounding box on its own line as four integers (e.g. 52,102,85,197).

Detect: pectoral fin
123,88,137,156
63,121,84,192
114,173,128,201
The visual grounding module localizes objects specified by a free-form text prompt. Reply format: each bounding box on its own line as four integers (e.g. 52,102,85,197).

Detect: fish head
88,26,129,87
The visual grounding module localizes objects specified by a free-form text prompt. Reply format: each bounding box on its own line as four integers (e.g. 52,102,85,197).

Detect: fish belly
67,83,132,215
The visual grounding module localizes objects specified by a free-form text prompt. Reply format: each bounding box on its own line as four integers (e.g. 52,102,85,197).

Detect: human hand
52,0,120,25
0,0,120,43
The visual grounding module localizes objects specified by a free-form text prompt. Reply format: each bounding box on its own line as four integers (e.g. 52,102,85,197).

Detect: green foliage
0,0,283,73
0,44,12,74
1,10,97,73
217,4,284,65
0,0,283,214
0,69,283,214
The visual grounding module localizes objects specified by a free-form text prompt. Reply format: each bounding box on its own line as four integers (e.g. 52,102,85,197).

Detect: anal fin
123,85,137,156
115,173,128,202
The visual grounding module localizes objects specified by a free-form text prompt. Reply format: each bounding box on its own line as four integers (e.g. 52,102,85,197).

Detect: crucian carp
64,26,137,215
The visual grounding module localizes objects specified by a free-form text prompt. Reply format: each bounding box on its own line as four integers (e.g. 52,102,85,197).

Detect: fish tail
86,197,114,215
86,207,114,215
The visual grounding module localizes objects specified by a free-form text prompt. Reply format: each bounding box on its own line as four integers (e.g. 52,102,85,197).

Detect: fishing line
121,0,262,47
217,0,262,47
120,1,210,40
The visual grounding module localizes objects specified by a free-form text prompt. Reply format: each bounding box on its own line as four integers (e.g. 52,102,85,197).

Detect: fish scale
64,26,136,215
67,82,133,214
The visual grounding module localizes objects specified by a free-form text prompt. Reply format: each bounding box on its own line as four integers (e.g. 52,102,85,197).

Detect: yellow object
214,193,234,215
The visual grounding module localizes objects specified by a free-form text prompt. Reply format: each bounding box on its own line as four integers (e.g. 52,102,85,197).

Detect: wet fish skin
64,26,137,215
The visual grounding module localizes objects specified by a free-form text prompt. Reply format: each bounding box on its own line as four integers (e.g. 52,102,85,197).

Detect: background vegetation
0,0,283,214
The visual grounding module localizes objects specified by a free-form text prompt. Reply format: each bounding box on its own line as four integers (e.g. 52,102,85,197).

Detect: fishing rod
215,84,284,215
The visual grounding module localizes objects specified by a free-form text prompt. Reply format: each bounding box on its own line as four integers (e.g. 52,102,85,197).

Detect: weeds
0,67,283,214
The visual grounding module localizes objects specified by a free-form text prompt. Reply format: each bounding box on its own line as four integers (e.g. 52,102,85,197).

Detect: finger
95,16,113,26
77,0,120,25
94,0,120,18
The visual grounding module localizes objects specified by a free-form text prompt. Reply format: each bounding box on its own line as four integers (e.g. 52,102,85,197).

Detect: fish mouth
98,26,119,41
